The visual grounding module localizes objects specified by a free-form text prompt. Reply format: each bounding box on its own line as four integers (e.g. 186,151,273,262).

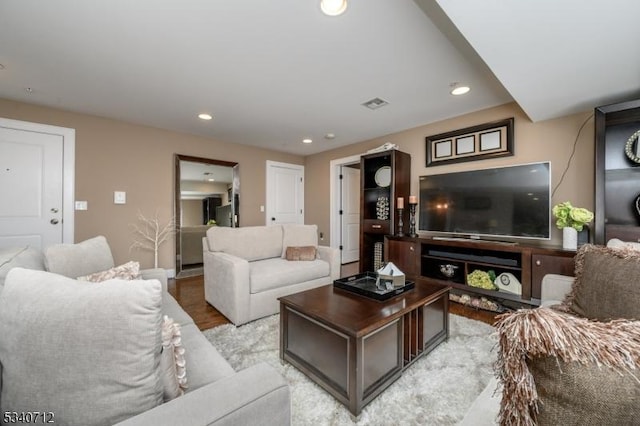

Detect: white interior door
340,166,360,263
0,119,75,249
266,161,304,225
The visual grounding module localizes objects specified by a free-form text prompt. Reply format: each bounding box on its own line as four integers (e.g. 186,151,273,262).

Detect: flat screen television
419,162,551,240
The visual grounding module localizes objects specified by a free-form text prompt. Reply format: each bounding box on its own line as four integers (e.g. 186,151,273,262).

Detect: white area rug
204,314,496,425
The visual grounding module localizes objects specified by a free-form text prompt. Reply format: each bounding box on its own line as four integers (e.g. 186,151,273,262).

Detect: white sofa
0,237,290,426
203,224,340,326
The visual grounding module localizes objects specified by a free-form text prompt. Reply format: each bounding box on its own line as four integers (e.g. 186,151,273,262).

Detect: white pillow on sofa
44,235,115,278
607,238,640,251
0,268,164,426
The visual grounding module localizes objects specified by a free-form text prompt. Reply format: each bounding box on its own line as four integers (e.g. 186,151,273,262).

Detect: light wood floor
170,275,499,330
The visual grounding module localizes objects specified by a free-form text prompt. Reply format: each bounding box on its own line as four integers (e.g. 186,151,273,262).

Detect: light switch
75,201,88,211
114,191,126,204
260,205,265,212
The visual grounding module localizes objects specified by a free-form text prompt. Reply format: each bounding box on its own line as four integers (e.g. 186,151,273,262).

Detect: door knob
50,219,59,225
271,217,276,221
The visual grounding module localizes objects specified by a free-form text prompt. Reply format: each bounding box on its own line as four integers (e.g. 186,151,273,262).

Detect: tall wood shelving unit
595,99,640,244
359,150,411,273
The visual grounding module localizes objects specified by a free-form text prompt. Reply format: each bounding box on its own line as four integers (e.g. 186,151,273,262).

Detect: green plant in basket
552,201,594,231
467,270,497,290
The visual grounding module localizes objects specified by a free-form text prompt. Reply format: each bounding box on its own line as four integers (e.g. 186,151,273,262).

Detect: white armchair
203,224,340,325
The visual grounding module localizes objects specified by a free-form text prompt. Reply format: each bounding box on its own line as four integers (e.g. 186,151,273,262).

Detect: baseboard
166,268,176,279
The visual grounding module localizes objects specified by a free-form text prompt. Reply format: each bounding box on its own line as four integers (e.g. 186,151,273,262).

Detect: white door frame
265,160,305,225
0,117,75,244
329,154,363,252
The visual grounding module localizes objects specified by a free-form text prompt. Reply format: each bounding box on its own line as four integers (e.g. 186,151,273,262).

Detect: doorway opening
330,154,363,269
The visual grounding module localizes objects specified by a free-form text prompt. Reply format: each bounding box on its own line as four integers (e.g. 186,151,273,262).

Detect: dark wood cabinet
384,238,419,278
385,235,575,307
530,252,575,300
359,150,411,273
595,99,640,244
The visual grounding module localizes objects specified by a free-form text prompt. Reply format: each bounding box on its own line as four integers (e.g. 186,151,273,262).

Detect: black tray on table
333,272,415,301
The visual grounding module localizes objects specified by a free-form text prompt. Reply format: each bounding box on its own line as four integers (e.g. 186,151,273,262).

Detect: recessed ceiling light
198,113,213,120
450,84,470,96
324,133,336,140
320,0,347,16
302,138,313,144
207,178,215,182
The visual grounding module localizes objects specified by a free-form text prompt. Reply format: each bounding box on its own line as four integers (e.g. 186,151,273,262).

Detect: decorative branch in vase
552,202,594,250
129,211,175,268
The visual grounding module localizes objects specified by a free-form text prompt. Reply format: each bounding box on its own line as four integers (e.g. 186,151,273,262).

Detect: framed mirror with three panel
174,154,239,278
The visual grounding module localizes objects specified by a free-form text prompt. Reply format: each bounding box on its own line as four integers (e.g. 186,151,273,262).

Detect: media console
384,235,575,309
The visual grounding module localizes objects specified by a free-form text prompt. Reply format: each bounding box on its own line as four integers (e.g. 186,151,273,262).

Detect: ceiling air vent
362,97,389,110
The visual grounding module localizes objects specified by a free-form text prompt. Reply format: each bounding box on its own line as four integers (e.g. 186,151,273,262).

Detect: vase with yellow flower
552,201,594,250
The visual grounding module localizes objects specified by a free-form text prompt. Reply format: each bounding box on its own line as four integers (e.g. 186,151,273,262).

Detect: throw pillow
44,235,115,278
0,268,163,426
495,307,640,425
607,237,640,251
281,224,318,258
160,315,188,401
528,355,640,425
561,244,640,321
77,261,141,282
285,246,317,261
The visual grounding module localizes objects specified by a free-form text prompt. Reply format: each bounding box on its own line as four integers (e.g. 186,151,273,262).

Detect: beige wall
1,98,595,269
0,98,303,269
181,199,203,226
304,102,595,247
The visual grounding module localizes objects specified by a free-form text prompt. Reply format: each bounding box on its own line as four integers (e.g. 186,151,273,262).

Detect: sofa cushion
562,244,640,320
281,224,318,258
44,235,115,278
77,260,141,282
207,226,283,261
0,246,44,289
250,257,330,294
162,293,196,327
0,268,163,426
179,323,235,391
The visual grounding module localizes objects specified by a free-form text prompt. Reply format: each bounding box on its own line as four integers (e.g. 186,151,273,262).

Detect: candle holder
409,202,418,237
397,208,404,237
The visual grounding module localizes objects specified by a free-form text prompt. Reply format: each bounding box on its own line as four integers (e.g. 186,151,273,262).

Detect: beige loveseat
0,236,290,426
203,224,340,326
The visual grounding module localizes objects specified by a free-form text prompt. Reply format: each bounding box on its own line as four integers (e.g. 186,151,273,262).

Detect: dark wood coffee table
279,279,450,417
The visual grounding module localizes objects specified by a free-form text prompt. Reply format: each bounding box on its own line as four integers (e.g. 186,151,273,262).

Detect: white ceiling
0,1,638,156
180,161,233,183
